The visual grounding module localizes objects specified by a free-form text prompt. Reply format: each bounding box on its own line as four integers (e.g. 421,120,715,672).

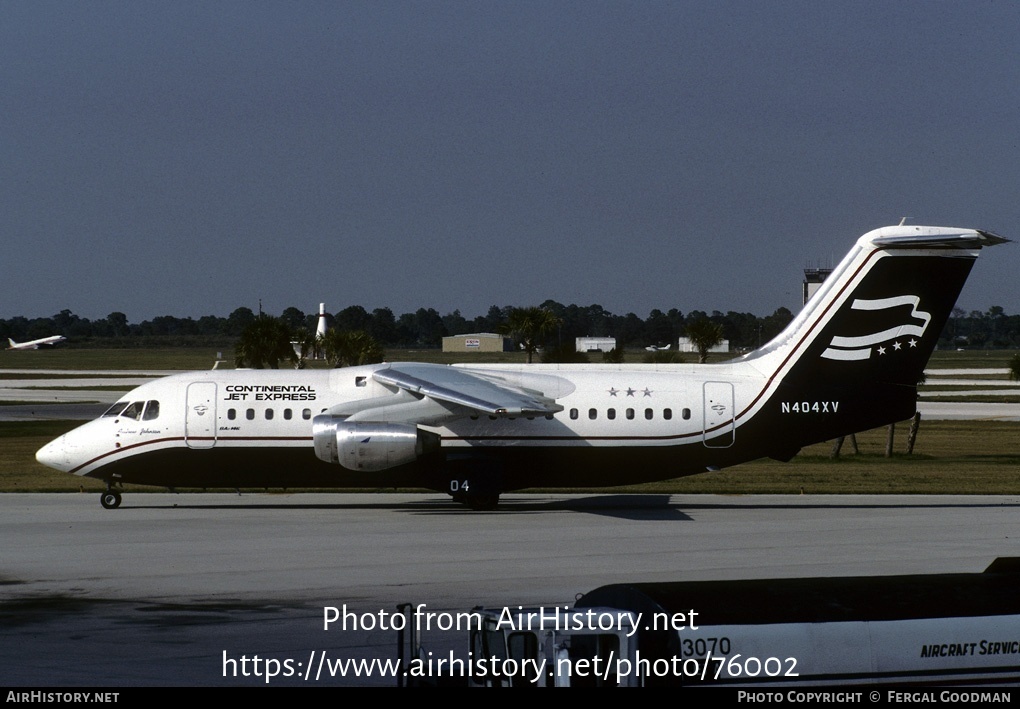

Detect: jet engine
312,416,441,472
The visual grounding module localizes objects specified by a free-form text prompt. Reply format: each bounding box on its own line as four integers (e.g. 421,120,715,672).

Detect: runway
2,492,1018,686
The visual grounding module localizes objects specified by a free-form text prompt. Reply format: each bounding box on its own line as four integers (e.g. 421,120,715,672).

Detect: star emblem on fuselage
609,386,653,397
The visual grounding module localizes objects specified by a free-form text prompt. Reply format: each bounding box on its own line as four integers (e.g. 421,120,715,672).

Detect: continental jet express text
224,385,317,401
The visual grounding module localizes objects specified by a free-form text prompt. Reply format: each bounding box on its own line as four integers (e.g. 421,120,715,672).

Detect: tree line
3,302,1019,352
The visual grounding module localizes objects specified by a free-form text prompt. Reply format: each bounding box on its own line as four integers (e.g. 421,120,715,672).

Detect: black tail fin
749,226,1007,444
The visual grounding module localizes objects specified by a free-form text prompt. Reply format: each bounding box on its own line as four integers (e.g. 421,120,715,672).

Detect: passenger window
663,408,672,420
284,409,292,420
302,409,311,420
265,409,274,420
588,408,597,420
246,409,255,420
682,408,691,420
626,408,635,420
607,408,616,420
570,408,579,420
143,401,160,420
228,409,236,420
644,408,653,420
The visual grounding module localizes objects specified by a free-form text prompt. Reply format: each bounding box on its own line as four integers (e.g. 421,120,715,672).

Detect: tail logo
820,295,931,361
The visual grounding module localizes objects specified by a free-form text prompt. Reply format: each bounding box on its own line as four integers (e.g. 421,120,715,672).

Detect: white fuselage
38,360,776,482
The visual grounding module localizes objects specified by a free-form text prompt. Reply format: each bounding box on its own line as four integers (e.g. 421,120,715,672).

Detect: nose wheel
100,490,122,509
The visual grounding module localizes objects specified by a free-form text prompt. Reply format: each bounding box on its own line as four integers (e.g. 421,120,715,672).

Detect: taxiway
2,492,1018,686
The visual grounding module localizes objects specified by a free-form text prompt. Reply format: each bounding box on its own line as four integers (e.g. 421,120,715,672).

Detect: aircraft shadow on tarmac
93,492,1020,521
115,493,691,521
105,493,1020,522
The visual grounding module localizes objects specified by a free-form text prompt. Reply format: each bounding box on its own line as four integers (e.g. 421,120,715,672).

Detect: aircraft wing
372,363,563,417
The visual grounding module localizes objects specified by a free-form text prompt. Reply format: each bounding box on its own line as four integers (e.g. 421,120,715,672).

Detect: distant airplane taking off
7,336,66,350
36,225,1008,510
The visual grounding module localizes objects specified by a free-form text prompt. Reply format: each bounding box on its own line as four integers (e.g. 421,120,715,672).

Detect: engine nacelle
312,416,441,472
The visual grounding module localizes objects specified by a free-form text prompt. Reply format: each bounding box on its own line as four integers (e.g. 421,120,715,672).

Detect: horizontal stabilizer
870,229,1009,249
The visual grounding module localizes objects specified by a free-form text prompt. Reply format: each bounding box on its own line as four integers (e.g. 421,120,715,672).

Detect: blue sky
3,1,1018,323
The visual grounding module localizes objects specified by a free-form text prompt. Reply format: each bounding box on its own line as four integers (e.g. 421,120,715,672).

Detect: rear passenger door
702,381,734,448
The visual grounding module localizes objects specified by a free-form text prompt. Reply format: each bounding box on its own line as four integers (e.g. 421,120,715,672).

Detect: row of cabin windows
226,408,313,421
570,407,691,421
105,402,690,425
467,408,692,422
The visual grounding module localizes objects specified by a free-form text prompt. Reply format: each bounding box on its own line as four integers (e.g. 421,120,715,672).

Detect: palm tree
497,306,561,364
1009,353,1020,382
684,318,724,363
234,315,296,369
291,327,319,369
322,329,384,368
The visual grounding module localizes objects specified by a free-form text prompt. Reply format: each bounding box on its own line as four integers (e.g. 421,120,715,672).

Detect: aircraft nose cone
36,436,70,472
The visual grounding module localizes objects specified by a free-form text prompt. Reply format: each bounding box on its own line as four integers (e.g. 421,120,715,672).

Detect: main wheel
465,493,500,511
444,455,504,511
100,491,122,509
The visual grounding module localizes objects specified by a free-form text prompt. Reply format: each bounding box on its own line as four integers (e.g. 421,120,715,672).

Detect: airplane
645,344,671,352
7,335,67,350
36,225,1007,510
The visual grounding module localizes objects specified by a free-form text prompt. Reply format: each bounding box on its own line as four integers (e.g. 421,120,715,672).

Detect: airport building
803,267,833,305
442,333,513,353
575,336,617,353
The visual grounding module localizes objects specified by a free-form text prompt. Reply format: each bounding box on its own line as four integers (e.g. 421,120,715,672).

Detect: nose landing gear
100,487,122,509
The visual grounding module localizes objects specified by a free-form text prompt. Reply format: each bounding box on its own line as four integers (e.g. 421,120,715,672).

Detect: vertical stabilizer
745,225,1007,446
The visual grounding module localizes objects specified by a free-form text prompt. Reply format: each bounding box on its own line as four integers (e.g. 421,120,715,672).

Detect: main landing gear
449,482,500,510
446,458,502,511
100,486,122,509
458,489,500,511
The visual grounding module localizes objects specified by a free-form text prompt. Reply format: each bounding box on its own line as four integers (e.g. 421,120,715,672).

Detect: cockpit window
119,402,144,421
102,402,130,417
103,400,157,421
